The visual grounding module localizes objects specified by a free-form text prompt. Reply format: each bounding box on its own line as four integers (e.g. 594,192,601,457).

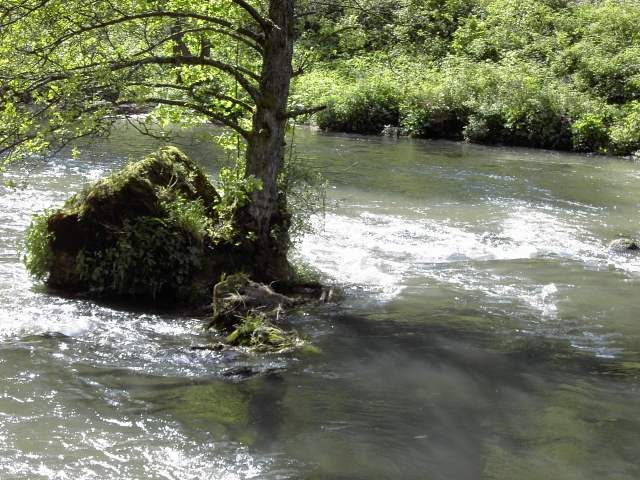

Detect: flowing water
1,125,639,479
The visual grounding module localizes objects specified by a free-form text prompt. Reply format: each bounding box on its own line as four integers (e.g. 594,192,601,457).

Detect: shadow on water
109,371,289,450
9,302,638,479
267,311,640,479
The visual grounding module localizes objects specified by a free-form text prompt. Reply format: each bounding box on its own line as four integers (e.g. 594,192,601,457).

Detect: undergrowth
22,211,54,281
292,0,640,156
75,217,202,299
225,312,308,352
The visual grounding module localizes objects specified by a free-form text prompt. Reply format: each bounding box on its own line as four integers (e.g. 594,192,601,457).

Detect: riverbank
292,56,640,157
292,0,640,157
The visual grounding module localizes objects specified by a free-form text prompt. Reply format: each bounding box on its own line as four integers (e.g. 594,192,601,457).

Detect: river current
1,125,639,479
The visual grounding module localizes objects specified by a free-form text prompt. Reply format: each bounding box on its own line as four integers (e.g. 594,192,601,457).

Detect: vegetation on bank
292,0,640,156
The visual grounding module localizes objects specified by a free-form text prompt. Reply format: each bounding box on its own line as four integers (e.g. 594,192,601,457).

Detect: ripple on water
299,201,639,292
0,412,268,479
2,131,640,478
298,201,639,360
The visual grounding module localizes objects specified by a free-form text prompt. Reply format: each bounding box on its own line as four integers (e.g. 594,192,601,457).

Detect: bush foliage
294,0,640,156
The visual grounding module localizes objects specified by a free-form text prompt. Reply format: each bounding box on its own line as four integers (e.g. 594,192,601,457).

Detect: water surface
1,126,639,479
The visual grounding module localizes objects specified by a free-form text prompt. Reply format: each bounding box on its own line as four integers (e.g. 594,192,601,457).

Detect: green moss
209,273,321,353
225,312,307,352
75,216,203,299
290,258,323,284
212,273,294,325
158,187,213,242
75,146,219,222
22,211,54,281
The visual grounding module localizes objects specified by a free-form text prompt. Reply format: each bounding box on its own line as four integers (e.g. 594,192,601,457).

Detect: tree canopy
1,0,331,280
1,1,284,159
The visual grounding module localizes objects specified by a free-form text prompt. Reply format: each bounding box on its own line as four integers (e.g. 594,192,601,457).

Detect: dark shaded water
1,125,639,479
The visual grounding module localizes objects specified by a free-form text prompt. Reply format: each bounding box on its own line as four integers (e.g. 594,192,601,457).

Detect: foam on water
298,201,638,319
0,413,268,479
306,210,587,272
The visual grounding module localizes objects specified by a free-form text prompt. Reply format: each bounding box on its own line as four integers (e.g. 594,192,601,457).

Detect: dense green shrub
451,0,562,63
296,58,583,150
75,216,203,299
293,0,640,155
315,79,401,134
22,211,54,281
571,113,611,153
459,61,578,149
400,69,468,139
562,1,640,104
385,0,478,58
609,102,640,155
297,0,477,60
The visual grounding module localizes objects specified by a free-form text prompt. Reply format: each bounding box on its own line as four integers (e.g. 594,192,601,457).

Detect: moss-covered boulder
224,312,307,352
211,273,293,329
205,273,313,352
609,238,640,252
23,146,245,304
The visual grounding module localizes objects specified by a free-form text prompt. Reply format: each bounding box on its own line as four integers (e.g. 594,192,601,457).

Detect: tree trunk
241,0,295,282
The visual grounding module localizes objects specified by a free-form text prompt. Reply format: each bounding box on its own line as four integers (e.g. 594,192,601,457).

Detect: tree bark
241,0,295,282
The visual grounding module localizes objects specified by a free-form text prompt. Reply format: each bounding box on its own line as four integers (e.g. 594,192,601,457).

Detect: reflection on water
1,125,639,478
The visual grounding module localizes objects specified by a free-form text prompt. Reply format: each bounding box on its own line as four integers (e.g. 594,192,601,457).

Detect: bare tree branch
27,10,264,54
282,105,327,119
230,0,270,30
135,97,252,140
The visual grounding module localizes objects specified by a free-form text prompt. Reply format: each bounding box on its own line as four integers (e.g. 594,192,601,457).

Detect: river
1,124,639,479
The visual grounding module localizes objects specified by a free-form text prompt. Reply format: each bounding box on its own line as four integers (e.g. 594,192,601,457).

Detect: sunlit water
1,125,639,479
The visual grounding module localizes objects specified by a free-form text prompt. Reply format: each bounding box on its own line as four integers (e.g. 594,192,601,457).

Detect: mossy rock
609,238,640,252
24,146,243,304
207,273,319,353
212,273,293,329
225,312,308,352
